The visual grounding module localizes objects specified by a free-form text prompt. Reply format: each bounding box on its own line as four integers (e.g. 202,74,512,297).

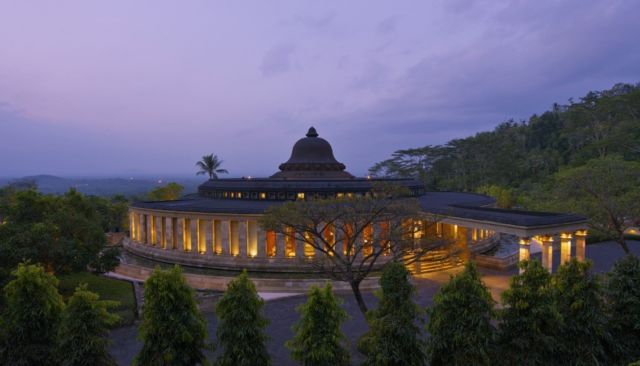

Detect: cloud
260,44,297,77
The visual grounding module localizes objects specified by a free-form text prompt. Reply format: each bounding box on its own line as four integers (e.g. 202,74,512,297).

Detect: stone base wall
114,262,381,292
124,238,390,273
474,252,518,270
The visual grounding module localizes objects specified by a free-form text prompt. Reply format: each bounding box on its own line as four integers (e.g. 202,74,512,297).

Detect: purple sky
1,0,639,178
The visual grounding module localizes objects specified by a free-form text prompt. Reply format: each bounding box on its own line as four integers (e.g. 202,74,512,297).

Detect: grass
58,272,137,325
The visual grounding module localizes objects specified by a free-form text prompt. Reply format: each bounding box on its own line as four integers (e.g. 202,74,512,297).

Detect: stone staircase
408,249,464,274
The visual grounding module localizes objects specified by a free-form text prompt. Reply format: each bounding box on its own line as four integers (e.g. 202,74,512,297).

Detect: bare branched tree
260,185,449,314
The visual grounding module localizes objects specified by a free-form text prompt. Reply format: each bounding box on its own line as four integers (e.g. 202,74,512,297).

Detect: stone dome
271,127,354,179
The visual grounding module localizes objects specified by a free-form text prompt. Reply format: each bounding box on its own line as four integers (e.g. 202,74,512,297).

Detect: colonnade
128,210,387,260
517,230,588,273
128,210,587,274
128,211,496,263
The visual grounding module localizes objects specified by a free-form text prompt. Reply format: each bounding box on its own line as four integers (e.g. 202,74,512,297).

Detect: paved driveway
109,240,639,365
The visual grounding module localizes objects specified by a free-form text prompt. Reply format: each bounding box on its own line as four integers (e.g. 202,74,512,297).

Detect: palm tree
196,154,228,179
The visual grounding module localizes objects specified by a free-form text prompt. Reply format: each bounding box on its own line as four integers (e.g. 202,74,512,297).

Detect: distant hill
3,175,202,198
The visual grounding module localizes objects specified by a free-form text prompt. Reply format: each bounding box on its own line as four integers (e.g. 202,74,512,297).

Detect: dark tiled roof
132,191,586,228
198,177,424,192
418,194,586,227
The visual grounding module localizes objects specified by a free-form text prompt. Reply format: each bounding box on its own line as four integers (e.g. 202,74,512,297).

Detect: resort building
125,127,587,281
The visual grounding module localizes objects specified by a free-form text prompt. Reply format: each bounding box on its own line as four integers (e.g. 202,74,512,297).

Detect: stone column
560,233,572,265
221,220,231,255
575,230,587,261
238,220,247,257
540,236,554,272
205,220,213,254
149,215,156,246
214,220,223,254
197,219,207,254
129,213,135,240
160,216,167,249
257,227,266,258
247,220,258,257
296,233,305,259
141,214,148,244
182,218,191,252
191,219,198,254
335,234,344,258
275,233,285,258
175,217,183,251
519,237,531,274
171,217,178,250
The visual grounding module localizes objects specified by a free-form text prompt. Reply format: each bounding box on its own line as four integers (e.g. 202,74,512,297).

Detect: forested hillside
370,83,640,201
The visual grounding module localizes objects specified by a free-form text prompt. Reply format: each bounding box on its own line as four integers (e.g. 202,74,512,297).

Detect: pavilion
125,127,587,279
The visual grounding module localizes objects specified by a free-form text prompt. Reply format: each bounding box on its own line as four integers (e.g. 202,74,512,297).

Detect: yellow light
297,192,305,200
260,192,266,199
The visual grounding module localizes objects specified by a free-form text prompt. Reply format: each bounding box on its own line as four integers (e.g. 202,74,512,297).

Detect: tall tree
135,266,208,366
286,284,350,366
552,259,612,365
57,284,120,366
359,261,427,366
147,182,184,201
0,189,110,274
215,271,270,366
605,255,640,363
196,154,228,179
370,83,640,193
497,260,561,366
261,185,444,314
426,262,495,366
547,156,640,253
0,263,64,366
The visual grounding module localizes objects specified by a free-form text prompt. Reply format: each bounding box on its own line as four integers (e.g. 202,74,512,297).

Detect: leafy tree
0,263,64,366
135,266,208,366
426,262,495,365
547,156,640,253
0,189,109,274
359,261,427,366
90,246,121,274
497,260,561,366
57,284,120,366
196,154,228,179
605,255,640,363
552,259,612,365
476,185,517,209
216,271,270,366
370,83,640,193
147,182,184,201
286,284,350,366
261,184,444,314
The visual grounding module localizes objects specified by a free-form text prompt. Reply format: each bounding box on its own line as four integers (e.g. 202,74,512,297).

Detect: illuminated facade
126,127,588,275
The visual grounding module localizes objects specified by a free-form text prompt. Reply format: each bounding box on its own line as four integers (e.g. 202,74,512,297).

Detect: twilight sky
1,0,639,178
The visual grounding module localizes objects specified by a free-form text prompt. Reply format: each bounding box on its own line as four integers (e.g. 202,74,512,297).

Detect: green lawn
58,272,137,325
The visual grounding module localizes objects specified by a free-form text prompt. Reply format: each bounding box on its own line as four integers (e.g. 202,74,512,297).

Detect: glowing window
266,231,276,257
336,193,344,199
304,232,315,257
297,192,305,200
285,227,296,257
260,192,266,199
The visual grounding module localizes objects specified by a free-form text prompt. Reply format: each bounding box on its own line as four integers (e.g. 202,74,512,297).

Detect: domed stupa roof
270,127,354,179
